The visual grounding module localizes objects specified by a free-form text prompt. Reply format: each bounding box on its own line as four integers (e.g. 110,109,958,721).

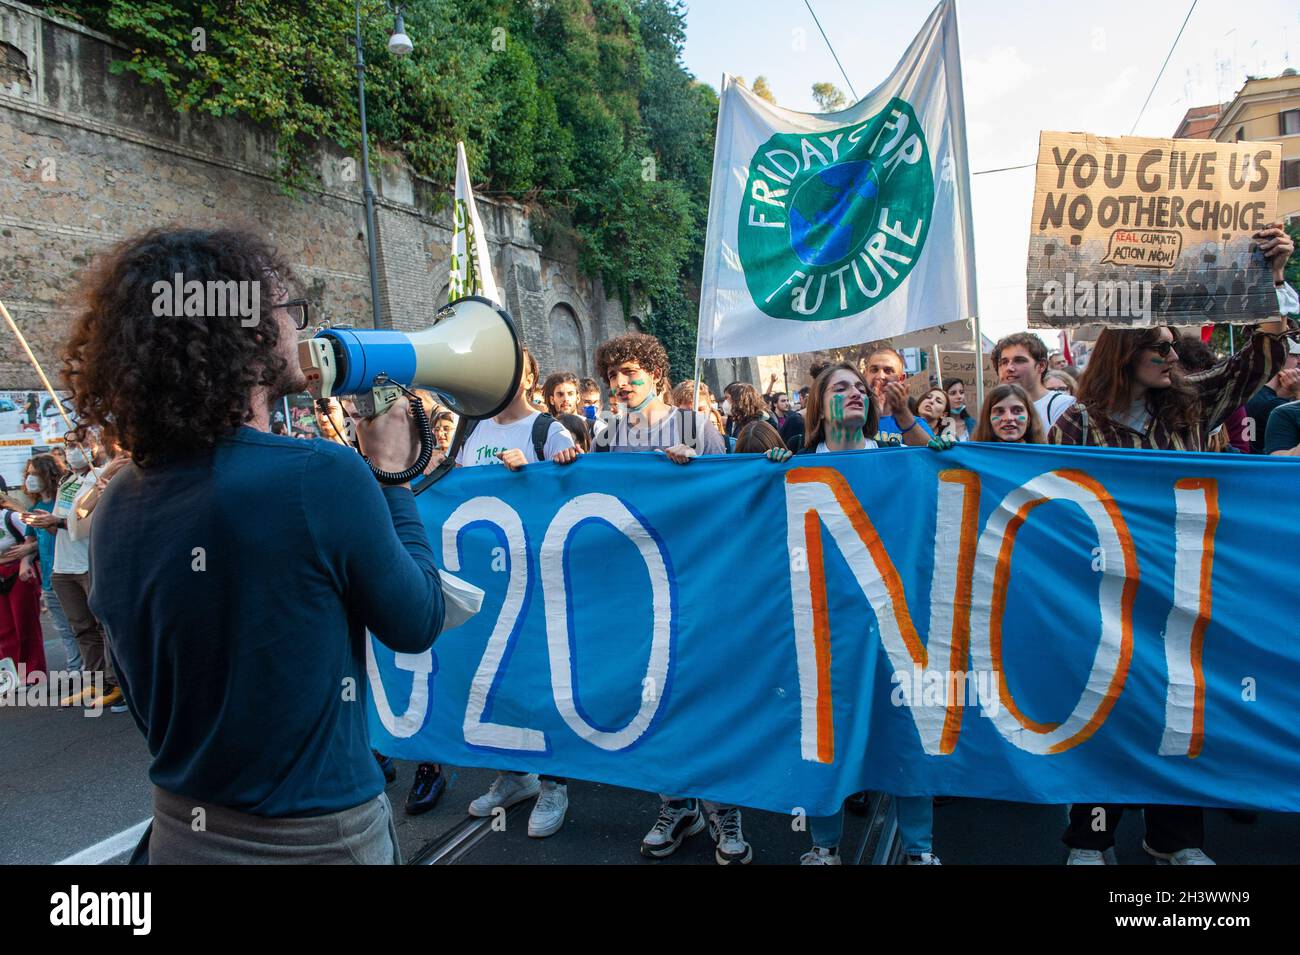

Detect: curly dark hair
23,452,69,502
62,228,297,467
594,332,670,389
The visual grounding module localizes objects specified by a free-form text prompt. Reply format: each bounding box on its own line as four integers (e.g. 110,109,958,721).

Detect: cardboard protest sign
1026,132,1280,328
937,350,998,393
905,348,993,399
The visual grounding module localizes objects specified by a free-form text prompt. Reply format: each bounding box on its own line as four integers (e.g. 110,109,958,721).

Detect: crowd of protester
3,223,1294,865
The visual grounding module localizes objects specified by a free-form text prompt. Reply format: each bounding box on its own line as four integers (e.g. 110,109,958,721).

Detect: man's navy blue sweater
90,427,444,817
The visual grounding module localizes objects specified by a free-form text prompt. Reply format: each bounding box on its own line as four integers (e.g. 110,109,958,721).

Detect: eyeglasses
1148,340,1177,358
280,299,310,330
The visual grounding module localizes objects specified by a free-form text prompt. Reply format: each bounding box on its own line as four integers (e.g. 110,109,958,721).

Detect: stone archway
548,303,586,376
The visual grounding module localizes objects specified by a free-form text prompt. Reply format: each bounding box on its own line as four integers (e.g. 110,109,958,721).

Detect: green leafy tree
61,0,718,371
750,75,776,104
811,81,846,111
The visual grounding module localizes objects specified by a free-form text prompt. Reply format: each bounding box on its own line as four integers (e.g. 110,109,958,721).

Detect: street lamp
354,2,413,329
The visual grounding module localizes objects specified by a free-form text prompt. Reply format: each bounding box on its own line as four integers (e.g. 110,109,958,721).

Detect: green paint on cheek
631,378,646,386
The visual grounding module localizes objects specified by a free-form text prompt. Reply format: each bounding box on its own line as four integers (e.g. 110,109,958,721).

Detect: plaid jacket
1047,330,1286,452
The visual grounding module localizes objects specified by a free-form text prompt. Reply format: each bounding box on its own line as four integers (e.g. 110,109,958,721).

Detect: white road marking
56,818,150,865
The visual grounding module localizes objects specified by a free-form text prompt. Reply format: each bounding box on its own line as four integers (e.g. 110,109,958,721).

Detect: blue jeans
43,586,81,671
809,795,933,855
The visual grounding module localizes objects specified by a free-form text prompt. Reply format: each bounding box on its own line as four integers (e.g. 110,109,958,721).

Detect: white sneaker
707,807,752,865
527,781,568,838
467,772,540,817
640,799,705,858
800,845,841,865
1144,842,1215,865
905,852,941,865
1066,848,1111,865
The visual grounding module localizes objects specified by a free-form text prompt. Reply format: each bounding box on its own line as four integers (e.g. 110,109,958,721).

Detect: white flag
450,141,500,304
697,0,977,358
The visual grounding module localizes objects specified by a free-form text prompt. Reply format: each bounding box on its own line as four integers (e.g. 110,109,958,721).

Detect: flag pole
0,297,76,432
693,73,732,413
945,0,982,411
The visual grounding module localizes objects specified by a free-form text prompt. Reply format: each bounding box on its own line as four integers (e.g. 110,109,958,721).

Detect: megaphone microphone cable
364,376,435,485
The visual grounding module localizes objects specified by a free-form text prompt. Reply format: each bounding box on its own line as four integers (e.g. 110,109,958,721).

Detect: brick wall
0,0,699,395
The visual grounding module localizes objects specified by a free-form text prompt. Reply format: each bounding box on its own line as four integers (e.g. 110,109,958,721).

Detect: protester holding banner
585,332,746,861
992,333,1075,432
791,362,942,864
595,333,725,460
972,384,1044,444
1048,223,1294,865
457,345,578,838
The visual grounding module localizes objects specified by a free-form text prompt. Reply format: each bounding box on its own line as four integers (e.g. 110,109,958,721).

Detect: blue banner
366,444,1300,817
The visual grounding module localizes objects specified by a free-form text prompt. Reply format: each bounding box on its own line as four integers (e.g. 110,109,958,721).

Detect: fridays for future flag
450,141,500,303
697,0,977,359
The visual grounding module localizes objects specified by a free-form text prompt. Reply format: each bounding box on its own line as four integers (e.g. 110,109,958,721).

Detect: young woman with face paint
972,384,1044,444
1048,222,1297,866
756,363,948,864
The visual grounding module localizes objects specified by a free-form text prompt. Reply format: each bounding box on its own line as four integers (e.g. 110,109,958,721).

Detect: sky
681,0,1299,344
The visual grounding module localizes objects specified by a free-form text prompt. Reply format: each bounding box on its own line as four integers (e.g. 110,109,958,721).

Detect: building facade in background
1205,70,1300,226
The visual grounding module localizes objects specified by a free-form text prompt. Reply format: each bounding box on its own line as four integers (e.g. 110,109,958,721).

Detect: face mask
24,476,42,493
66,448,88,469
722,399,732,416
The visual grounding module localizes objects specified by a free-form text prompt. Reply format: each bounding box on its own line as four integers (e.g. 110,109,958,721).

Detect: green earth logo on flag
738,97,934,321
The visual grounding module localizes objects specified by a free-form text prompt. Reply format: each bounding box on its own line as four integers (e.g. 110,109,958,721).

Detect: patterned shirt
1047,329,1285,452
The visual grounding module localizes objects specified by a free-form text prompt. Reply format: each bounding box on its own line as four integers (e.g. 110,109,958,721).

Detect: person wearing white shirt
458,347,577,840
24,429,121,709
992,332,1077,431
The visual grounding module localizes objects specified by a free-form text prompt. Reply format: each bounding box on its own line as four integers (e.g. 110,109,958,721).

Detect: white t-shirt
1112,397,1152,435
1035,390,1076,430
814,439,879,453
455,412,575,468
52,468,99,574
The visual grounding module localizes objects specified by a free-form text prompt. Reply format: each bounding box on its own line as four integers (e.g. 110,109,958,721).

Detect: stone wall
0,0,750,398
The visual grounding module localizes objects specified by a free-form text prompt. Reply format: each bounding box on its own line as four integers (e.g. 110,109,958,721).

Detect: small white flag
450,141,500,304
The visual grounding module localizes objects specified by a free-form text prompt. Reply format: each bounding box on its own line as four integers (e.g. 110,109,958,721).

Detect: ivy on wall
55,0,717,373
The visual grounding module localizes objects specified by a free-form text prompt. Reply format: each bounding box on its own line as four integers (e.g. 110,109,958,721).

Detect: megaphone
298,295,523,482
299,295,522,417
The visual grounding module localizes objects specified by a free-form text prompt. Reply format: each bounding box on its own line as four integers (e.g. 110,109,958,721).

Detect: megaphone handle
364,396,435,485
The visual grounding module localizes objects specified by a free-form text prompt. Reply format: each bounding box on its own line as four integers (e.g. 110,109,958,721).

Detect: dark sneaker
405,762,446,815
373,751,397,785
640,799,705,859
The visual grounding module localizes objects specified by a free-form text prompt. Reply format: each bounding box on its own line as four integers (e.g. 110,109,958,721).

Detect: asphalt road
5,625,1297,866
